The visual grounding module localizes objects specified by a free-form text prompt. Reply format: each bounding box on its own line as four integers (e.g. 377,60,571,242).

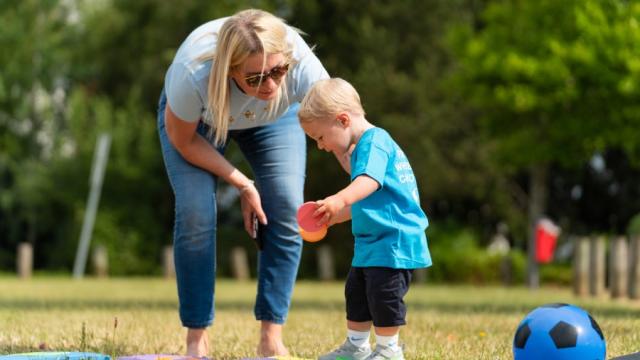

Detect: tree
450,0,640,287
0,0,78,268
0,0,299,274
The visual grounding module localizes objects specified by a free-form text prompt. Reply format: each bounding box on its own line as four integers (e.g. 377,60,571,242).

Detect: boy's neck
350,117,374,146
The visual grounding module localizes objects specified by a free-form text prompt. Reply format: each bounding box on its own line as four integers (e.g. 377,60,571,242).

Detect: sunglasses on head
244,63,290,88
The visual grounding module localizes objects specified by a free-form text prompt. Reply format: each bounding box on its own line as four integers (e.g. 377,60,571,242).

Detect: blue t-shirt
350,127,432,269
164,17,329,129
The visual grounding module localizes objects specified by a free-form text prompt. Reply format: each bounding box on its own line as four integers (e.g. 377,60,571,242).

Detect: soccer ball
513,303,606,360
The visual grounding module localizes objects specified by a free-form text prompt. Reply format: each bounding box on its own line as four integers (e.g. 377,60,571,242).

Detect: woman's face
231,52,288,101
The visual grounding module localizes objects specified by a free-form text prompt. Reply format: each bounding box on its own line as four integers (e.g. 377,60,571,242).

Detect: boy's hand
315,194,347,226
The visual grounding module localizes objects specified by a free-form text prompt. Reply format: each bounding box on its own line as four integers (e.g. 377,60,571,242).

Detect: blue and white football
513,303,605,360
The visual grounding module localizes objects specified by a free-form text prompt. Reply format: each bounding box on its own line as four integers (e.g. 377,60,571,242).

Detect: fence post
589,236,606,297
17,242,33,279
163,245,175,279
317,245,335,281
609,236,629,299
230,247,250,281
573,237,589,296
629,235,640,300
73,133,111,279
499,255,513,285
91,245,108,278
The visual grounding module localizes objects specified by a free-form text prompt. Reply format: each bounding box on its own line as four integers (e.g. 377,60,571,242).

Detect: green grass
1,277,639,359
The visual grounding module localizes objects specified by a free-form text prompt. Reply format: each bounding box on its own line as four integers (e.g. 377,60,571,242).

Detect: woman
157,9,329,357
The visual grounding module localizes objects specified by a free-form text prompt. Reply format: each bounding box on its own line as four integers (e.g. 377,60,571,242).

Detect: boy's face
301,115,352,156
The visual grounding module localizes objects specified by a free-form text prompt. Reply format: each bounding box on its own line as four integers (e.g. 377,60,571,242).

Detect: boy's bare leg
347,320,372,332
374,326,399,336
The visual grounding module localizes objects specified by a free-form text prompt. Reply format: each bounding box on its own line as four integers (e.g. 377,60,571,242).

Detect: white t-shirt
164,17,329,130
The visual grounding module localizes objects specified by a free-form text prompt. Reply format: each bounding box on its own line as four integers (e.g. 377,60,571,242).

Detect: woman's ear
229,66,239,79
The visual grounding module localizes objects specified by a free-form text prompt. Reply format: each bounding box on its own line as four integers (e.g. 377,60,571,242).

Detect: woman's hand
239,182,267,238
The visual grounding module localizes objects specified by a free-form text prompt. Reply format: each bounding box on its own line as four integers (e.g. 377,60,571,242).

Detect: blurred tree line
1,0,639,281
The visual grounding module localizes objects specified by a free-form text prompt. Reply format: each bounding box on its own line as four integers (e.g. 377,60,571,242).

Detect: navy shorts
345,267,413,327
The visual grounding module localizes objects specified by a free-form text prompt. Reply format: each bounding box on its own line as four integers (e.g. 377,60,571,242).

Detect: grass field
1,277,639,359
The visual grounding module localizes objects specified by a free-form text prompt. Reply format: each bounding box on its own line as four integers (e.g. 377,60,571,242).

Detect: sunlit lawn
1,277,639,359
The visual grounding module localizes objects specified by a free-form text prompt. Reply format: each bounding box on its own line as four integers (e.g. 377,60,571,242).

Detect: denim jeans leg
157,92,218,328
230,103,305,324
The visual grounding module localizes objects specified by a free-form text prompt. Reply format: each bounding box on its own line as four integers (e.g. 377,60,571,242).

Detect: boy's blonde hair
298,78,365,123
201,9,294,145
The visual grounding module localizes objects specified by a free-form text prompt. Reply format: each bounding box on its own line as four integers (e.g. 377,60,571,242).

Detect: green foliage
0,0,79,268
0,0,287,274
58,87,172,274
70,0,289,110
426,221,525,284
2,0,640,279
425,221,571,285
291,0,514,260
294,0,493,201
447,0,640,258
628,213,640,236
450,0,640,169
540,262,573,286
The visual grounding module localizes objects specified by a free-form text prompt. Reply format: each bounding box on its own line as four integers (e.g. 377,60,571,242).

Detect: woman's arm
165,104,248,186
164,104,267,234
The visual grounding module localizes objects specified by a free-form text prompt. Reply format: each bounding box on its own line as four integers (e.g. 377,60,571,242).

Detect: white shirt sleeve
164,62,205,122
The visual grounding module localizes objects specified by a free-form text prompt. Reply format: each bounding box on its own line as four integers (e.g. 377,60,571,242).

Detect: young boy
298,78,432,360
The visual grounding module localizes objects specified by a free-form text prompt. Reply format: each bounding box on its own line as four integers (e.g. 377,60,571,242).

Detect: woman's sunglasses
244,63,290,88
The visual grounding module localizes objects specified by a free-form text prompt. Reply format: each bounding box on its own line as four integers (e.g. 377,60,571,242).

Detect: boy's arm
329,205,351,225
316,174,379,225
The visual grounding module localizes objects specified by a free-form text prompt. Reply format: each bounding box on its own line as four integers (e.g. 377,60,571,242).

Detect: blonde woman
158,9,328,357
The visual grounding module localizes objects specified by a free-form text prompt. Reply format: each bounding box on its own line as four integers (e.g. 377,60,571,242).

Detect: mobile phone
252,214,263,251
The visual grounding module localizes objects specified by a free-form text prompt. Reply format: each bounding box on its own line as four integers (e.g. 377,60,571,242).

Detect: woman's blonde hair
298,78,365,123
203,9,294,145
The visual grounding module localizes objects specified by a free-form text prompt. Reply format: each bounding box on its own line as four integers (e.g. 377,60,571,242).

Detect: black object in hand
253,215,263,251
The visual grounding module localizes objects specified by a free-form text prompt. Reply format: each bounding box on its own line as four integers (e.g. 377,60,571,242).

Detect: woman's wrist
227,169,254,194
238,180,255,194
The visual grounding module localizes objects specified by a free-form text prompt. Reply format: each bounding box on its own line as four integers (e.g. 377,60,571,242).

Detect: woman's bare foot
256,321,289,357
186,328,209,357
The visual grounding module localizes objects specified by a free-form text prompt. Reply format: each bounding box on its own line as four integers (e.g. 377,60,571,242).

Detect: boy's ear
336,112,350,128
